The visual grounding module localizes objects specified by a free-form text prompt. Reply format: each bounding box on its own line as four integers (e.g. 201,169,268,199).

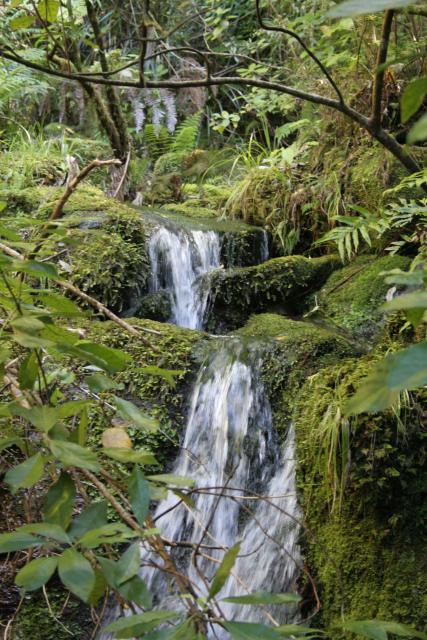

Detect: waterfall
148,226,220,329
141,341,301,637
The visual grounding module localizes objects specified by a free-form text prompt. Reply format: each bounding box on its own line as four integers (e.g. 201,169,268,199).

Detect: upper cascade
148,225,220,329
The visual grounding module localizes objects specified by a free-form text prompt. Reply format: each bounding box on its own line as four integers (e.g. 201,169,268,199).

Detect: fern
170,112,202,153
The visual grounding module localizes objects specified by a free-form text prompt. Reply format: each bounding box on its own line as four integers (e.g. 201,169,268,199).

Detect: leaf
380,622,427,640
208,541,241,599
5,453,44,493
117,575,152,609
10,14,35,29
49,440,100,471
19,523,71,544
69,501,108,539
223,622,282,640
73,342,131,373
104,612,180,639
88,568,107,606
342,620,388,640
128,466,150,527
18,352,39,390
77,524,136,549
56,400,90,420
346,342,427,414
58,548,96,603
328,0,415,18
43,472,76,528
401,77,427,123
116,543,142,584
11,405,60,432
15,557,57,591
382,291,427,311
407,112,427,144
102,427,132,449
146,473,195,488
86,373,123,393
276,625,321,636
11,316,45,335
36,0,59,21
0,531,41,553
222,592,301,605
113,397,159,432
36,292,82,317
103,448,156,464
13,259,58,279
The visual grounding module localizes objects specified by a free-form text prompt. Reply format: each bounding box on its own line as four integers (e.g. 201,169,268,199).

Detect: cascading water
148,226,220,329
140,341,301,637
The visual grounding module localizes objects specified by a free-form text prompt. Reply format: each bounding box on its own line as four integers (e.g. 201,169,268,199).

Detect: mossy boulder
136,291,172,322
315,254,411,340
206,255,341,332
293,355,427,635
0,184,151,314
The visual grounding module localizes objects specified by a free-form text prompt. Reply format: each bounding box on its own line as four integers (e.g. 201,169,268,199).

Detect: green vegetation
0,0,426,638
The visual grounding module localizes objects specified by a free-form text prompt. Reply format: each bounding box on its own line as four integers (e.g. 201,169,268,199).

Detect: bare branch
371,10,395,132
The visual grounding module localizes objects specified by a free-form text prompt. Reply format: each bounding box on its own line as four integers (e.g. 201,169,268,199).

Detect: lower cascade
148,225,220,329
140,341,301,637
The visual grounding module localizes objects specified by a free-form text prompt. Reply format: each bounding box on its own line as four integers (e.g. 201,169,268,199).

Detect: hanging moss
293,354,427,636
206,255,341,332
315,254,411,340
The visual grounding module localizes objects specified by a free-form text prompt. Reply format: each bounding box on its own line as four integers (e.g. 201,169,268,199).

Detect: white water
148,226,220,329
140,342,301,637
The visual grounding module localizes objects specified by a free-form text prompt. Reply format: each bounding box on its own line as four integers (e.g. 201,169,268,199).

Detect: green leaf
69,501,108,539
11,316,45,335
36,0,59,21
18,352,39,390
58,548,96,603
407,112,427,144
401,77,427,123
380,622,427,640
86,373,123,393
5,453,44,492
0,531,41,553
36,292,82,317
223,622,282,640
13,260,58,279
382,291,427,311
74,342,131,373
15,557,57,591
77,523,136,549
11,405,60,432
276,625,321,636
113,397,159,432
104,612,180,639
208,541,241,599
43,472,76,528
10,14,35,29
116,542,142,584
103,448,156,465
20,523,71,544
117,575,152,609
88,568,107,606
328,0,415,18
342,620,388,640
97,556,119,588
147,473,195,488
128,466,150,527
222,592,301,605
49,440,100,471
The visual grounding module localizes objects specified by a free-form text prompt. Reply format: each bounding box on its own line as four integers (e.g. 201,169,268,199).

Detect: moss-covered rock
206,255,341,332
315,254,411,340
293,354,427,635
136,291,172,322
1,184,151,314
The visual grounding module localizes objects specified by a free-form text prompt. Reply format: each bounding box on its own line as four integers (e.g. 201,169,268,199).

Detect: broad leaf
113,397,159,432
11,405,60,432
222,592,301,605
58,548,96,603
408,112,427,144
49,440,100,471
104,612,180,639
5,453,44,492
13,259,58,279
43,472,76,528
36,0,59,22
15,556,57,591
77,523,136,549
0,531,41,553
87,373,123,393
208,542,241,599
117,575,152,609
223,621,282,640
328,0,416,18
401,77,427,123
103,448,156,464
18,352,39,390
19,523,71,544
69,501,108,539
116,542,142,584
128,466,150,527
146,473,195,488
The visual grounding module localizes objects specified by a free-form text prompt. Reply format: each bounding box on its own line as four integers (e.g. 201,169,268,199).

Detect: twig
113,150,131,199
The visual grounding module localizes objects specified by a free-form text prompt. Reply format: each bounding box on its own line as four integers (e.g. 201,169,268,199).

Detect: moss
137,291,172,322
13,584,92,640
79,317,206,464
206,255,341,332
293,355,427,636
316,254,411,340
1,184,151,313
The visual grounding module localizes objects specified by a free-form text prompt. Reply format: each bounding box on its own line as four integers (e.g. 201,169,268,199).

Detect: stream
102,215,302,638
